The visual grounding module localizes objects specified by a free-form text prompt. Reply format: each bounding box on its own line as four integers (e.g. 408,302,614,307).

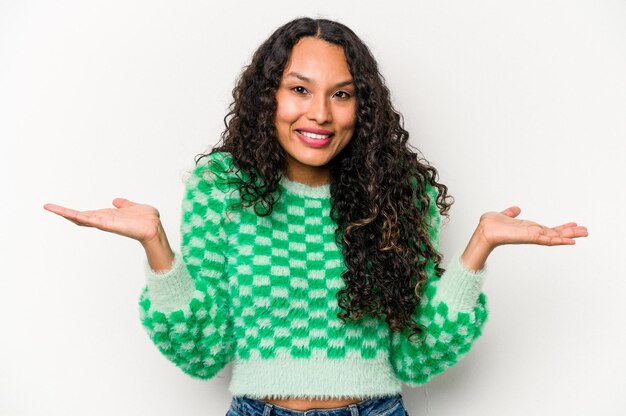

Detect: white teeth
299,131,331,140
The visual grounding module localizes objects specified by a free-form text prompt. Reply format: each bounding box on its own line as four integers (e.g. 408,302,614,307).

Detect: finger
535,223,587,244
43,203,58,214
535,234,576,246
44,206,85,227
112,198,134,209
43,203,69,213
44,203,104,228
43,203,82,221
552,222,578,232
500,206,521,218
575,226,589,237
556,225,588,238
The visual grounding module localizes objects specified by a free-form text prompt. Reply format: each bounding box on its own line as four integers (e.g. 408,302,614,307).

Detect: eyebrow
284,72,354,88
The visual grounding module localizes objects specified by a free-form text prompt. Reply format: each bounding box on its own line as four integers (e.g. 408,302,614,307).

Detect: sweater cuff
145,252,196,313
432,252,487,315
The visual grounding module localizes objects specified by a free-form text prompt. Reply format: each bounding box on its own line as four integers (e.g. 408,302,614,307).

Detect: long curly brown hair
197,17,453,340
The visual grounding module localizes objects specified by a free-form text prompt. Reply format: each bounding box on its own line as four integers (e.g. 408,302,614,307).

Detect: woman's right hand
44,198,175,272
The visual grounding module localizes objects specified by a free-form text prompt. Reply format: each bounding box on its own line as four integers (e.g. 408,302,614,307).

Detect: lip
297,127,333,135
295,130,333,148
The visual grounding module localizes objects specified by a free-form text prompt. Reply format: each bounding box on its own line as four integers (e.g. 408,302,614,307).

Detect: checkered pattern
139,151,489,395
223,185,389,363
390,284,488,385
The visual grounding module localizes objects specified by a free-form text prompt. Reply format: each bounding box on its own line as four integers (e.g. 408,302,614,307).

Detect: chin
298,155,334,167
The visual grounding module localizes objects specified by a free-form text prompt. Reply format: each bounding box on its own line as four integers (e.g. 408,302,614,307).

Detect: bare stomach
260,397,364,411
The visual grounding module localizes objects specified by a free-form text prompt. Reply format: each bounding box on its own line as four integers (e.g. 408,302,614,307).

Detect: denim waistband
229,394,402,416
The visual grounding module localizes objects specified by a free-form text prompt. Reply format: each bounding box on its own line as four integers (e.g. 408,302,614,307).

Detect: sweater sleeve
390,183,489,386
138,152,237,379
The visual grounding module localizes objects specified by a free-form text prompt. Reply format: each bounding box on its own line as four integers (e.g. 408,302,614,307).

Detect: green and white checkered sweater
139,151,488,400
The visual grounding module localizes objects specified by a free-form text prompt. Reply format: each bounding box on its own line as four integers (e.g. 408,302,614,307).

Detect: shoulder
193,151,236,178
183,151,242,205
187,151,239,188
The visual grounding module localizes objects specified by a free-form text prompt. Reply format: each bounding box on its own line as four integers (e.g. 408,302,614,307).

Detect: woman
44,17,588,416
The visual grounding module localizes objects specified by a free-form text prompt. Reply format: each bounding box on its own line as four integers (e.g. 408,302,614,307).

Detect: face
274,37,357,185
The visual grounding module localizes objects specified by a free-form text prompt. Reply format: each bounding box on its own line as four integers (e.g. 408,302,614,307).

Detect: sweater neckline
279,175,331,199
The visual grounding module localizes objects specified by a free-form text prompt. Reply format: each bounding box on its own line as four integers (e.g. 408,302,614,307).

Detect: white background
2,1,624,415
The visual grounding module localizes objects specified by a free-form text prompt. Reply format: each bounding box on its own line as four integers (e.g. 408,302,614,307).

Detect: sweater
138,151,488,400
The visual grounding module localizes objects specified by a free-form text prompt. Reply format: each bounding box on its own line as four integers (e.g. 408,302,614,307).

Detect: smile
297,130,333,140
295,130,333,148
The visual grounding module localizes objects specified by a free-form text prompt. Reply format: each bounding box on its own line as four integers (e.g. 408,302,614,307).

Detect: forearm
141,223,175,272
391,258,489,385
460,224,494,272
138,277,235,379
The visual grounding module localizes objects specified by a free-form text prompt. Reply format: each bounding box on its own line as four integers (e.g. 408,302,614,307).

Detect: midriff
260,397,364,411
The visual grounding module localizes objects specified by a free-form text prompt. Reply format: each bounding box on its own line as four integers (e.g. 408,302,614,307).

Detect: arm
138,153,236,379
43,153,237,378
390,184,488,386
391,185,588,386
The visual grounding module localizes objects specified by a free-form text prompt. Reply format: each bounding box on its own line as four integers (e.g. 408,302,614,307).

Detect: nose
306,94,332,124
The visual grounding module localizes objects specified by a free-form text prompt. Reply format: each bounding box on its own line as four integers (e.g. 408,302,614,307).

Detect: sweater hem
228,355,402,399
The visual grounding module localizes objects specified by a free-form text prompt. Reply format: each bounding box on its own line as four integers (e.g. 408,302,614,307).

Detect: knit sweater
138,151,488,400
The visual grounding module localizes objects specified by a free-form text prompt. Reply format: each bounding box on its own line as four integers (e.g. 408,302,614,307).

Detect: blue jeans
226,394,408,416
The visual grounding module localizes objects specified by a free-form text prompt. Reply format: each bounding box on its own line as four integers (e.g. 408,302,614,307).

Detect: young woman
44,17,588,416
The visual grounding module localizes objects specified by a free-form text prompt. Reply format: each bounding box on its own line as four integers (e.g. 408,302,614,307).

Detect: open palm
479,206,588,248
43,198,162,245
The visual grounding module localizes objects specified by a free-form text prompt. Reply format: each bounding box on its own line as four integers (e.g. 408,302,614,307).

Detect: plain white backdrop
2,1,624,415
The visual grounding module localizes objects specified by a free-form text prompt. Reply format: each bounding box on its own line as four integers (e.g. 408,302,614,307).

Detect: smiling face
274,37,357,185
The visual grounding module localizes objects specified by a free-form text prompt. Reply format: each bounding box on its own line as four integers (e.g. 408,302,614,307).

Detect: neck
285,161,331,186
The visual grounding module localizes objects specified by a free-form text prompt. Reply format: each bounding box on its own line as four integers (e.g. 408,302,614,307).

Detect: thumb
500,206,521,218
112,198,134,209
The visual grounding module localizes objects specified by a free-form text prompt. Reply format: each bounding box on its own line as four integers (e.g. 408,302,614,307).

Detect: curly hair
197,17,453,340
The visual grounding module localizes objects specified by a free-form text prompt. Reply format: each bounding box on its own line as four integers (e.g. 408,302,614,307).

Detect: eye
334,90,352,100
291,86,308,95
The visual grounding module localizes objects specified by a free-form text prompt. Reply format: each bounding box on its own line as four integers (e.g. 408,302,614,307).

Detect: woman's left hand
460,206,588,271
478,206,588,248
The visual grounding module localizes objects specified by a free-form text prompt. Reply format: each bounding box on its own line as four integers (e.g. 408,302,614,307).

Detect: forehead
282,37,351,79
